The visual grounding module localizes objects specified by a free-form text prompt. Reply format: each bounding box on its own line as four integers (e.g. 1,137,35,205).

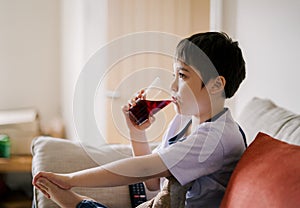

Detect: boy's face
171,61,211,117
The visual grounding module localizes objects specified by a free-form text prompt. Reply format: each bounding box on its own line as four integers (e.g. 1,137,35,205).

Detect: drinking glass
129,77,172,125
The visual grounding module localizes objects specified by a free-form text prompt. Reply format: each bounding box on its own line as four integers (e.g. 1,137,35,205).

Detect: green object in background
0,134,11,158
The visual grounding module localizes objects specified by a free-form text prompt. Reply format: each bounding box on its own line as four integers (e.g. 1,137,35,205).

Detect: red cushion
221,132,300,208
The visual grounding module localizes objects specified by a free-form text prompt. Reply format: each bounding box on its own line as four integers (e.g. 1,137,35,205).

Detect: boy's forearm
68,165,139,188
68,154,170,188
129,132,161,191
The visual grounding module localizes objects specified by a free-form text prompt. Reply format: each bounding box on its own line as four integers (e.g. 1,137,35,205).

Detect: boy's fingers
127,99,135,107
122,105,129,112
131,98,136,106
149,115,156,124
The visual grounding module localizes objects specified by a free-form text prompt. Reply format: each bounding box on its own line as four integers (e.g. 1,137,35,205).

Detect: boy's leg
36,177,94,208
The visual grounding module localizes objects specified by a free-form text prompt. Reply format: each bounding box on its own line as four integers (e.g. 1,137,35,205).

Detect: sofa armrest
31,136,158,208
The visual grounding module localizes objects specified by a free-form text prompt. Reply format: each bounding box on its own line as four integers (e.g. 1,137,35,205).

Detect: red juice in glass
129,99,172,125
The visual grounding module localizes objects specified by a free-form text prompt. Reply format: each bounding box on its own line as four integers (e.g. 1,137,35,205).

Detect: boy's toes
37,177,62,199
36,178,52,198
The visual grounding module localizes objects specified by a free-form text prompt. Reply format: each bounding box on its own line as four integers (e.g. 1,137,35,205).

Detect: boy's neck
192,99,225,127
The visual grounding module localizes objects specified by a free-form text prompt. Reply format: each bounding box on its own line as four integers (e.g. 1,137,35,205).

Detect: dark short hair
175,32,246,98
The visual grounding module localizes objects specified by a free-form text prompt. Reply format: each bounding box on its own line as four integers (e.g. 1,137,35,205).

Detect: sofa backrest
238,97,300,145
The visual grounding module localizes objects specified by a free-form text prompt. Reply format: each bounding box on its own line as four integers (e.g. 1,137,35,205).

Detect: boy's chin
176,108,196,116
173,106,181,114
175,108,189,116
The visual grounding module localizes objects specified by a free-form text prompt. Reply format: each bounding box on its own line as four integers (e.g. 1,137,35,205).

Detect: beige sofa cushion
31,136,158,208
238,97,300,145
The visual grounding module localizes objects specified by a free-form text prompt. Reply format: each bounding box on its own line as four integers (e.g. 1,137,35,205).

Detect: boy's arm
122,103,161,191
130,131,161,191
33,153,170,189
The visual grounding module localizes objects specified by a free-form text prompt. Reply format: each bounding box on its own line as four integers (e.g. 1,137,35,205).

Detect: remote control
129,183,147,208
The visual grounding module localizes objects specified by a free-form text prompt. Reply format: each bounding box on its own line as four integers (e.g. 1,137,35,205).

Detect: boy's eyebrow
173,63,190,72
177,66,190,73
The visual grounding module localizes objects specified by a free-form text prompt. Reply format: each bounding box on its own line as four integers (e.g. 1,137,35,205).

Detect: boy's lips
172,96,179,104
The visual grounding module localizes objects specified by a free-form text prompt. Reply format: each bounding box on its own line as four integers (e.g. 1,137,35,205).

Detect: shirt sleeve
157,127,224,185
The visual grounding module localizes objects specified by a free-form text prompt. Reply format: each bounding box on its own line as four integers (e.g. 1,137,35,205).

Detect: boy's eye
178,72,187,79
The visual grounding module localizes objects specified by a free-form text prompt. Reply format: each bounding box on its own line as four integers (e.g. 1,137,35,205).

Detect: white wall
2,0,299,139
61,0,108,139
222,0,300,116
0,0,61,126
60,0,84,140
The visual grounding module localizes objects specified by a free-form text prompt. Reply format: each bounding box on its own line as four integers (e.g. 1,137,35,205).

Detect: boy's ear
208,76,226,94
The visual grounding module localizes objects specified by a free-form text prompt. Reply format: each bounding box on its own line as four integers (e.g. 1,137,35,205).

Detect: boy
33,32,246,207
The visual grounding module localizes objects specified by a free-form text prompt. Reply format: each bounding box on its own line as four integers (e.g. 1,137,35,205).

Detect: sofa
31,97,300,207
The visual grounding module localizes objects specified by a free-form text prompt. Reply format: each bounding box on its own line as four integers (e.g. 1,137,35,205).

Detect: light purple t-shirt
156,109,246,207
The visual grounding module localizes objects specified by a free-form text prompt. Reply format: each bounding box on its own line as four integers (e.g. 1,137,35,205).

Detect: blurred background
1,0,300,142
1,0,300,140
1,0,210,142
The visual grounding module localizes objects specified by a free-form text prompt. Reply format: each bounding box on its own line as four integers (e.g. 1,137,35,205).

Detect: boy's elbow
146,184,160,192
145,179,160,191
144,169,172,191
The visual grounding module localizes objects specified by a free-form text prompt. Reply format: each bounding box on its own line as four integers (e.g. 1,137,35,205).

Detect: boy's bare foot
36,177,89,208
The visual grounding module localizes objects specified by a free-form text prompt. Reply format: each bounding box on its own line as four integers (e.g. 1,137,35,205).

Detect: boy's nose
170,77,178,92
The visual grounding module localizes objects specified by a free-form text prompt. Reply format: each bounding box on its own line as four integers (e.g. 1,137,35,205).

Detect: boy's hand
122,89,155,135
122,105,155,131
33,171,72,191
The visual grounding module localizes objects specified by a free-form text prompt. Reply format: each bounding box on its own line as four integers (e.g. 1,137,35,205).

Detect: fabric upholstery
220,132,300,208
238,97,300,145
31,136,158,208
